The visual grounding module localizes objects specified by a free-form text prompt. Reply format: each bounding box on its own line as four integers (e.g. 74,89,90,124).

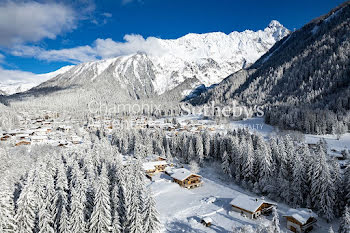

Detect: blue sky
0,0,346,80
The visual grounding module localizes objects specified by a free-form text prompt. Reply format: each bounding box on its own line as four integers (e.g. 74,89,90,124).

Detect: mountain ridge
24,20,289,101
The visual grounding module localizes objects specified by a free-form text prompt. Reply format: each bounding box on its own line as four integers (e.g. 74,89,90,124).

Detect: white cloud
0,66,38,83
11,34,167,64
102,12,112,18
0,54,4,63
0,1,76,46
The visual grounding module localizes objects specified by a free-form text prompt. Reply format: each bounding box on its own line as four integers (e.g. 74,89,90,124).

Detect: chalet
57,141,69,147
200,217,212,227
142,161,168,177
8,130,19,136
15,140,31,146
57,125,72,132
71,136,82,144
1,135,10,141
283,209,317,233
31,135,48,143
16,133,30,140
230,195,276,219
170,168,202,189
34,128,49,136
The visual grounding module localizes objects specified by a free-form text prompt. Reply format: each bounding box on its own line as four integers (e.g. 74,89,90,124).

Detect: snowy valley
1,1,350,233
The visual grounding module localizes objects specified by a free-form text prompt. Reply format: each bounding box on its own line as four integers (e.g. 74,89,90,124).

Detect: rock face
31,20,289,100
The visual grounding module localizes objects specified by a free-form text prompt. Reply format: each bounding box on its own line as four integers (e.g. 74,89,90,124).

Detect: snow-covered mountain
34,20,289,100
0,65,74,95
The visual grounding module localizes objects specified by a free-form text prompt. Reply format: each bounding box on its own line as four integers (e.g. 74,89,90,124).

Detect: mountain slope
192,1,350,134
29,21,289,101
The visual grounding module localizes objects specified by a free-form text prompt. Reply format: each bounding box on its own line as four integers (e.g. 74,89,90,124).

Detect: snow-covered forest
111,126,350,223
0,139,161,233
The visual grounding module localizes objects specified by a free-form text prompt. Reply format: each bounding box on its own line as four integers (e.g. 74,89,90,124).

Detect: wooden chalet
143,161,168,177
283,209,317,233
201,217,212,227
169,168,202,189
15,140,31,146
230,195,276,219
1,135,10,141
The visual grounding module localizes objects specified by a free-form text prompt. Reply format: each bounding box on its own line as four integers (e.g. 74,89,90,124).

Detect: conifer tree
89,165,112,233
221,151,231,177
0,183,17,233
143,191,161,233
15,181,36,233
338,206,350,233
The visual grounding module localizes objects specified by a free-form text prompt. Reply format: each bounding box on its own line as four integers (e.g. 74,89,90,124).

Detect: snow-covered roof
170,168,200,181
202,217,212,223
230,195,275,213
31,136,48,140
143,161,168,171
283,208,317,225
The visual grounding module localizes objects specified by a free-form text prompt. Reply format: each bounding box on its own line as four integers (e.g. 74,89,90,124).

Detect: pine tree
290,153,306,207
89,165,112,233
111,184,121,233
58,201,70,233
202,131,210,159
15,181,36,233
143,191,161,233
221,151,231,177
69,182,87,233
186,137,195,163
242,140,255,189
256,136,273,193
0,183,17,233
338,206,350,233
38,198,55,233
311,149,335,221
269,207,280,233
195,134,204,165
328,226,334,233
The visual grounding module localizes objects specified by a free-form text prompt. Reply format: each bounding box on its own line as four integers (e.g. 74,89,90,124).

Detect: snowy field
148,163,336,233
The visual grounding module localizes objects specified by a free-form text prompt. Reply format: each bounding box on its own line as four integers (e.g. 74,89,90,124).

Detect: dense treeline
0,139,161,233
265,106,350,135
111,126,350,222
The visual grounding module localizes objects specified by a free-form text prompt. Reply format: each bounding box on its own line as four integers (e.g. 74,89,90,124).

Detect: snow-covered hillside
34,21,289,99
0,65,73,95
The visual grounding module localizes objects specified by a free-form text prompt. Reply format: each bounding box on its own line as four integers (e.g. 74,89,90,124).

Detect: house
142,161,168,177
31,135,48,143
1,135,10,141
283,209,317,233
16,133,30,140
230,195,276,219
170,168,202,189
15,140,31,146
200,217,212,227
8,130,19,136
71,136,82,144
33,128,49,136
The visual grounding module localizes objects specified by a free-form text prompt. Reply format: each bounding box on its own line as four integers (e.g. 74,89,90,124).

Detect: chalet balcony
301,219,317,231
183,181,203,189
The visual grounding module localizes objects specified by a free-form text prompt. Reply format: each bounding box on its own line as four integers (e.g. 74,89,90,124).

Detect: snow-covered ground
149,162,337,232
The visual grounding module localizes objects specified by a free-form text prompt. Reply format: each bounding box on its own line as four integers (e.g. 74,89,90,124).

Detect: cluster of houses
85,115,216,135
228,195,317,232
0,111,84,148
140,155,318,233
